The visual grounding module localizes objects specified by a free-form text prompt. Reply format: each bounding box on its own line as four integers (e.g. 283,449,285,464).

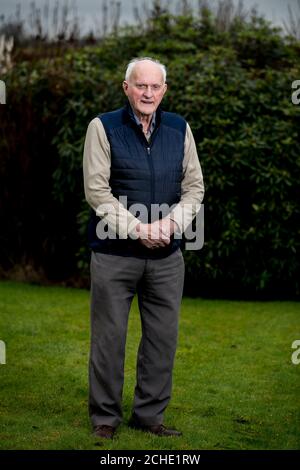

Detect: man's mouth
141,100,154,105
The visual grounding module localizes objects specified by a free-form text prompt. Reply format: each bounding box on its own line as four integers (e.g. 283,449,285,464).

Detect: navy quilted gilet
88,103,186,258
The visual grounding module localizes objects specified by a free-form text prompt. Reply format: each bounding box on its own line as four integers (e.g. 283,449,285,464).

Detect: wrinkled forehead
130,61,164,83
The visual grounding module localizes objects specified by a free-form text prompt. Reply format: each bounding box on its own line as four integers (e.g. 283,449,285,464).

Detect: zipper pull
147,147,150,156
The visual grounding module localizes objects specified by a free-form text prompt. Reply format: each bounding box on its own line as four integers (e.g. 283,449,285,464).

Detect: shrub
0,10,299,298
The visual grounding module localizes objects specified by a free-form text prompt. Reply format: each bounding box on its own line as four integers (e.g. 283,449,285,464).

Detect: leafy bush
0,10,299,298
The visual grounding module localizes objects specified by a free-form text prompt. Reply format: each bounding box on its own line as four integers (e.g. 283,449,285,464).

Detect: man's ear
123,80,129,95
163,83,168,96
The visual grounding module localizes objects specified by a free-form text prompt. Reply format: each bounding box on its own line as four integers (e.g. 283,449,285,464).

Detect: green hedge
1,12,299,298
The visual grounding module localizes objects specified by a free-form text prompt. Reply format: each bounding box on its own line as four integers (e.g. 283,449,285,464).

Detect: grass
0,280,299,450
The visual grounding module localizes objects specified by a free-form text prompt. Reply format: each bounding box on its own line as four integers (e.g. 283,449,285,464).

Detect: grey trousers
88,249,185,428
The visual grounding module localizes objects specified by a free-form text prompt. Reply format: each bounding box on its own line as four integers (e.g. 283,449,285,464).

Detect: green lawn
0,280,299,450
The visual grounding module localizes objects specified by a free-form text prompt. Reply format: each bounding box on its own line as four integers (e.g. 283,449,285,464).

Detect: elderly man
83,57,204,440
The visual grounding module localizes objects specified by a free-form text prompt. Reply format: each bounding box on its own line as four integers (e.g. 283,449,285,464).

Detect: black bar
0,450,299,466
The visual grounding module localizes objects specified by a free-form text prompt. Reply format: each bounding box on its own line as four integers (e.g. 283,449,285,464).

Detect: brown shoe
146,424,182,437
93,424,116,439
129,418,182,437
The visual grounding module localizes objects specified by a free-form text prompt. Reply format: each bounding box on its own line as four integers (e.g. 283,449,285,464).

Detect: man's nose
143,86,154,98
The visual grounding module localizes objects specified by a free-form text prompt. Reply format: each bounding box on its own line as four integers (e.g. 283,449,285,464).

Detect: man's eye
135,84,162,91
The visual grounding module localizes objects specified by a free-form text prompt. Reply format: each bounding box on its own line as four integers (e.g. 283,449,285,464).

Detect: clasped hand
136,218,178,249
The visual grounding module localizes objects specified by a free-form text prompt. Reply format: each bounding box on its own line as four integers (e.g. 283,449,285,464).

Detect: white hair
125,57,167,83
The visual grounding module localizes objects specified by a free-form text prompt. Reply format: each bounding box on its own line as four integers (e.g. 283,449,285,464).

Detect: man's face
123,61,167,117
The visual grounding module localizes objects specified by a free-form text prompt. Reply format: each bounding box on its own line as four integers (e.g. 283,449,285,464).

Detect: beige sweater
83,117,205,238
